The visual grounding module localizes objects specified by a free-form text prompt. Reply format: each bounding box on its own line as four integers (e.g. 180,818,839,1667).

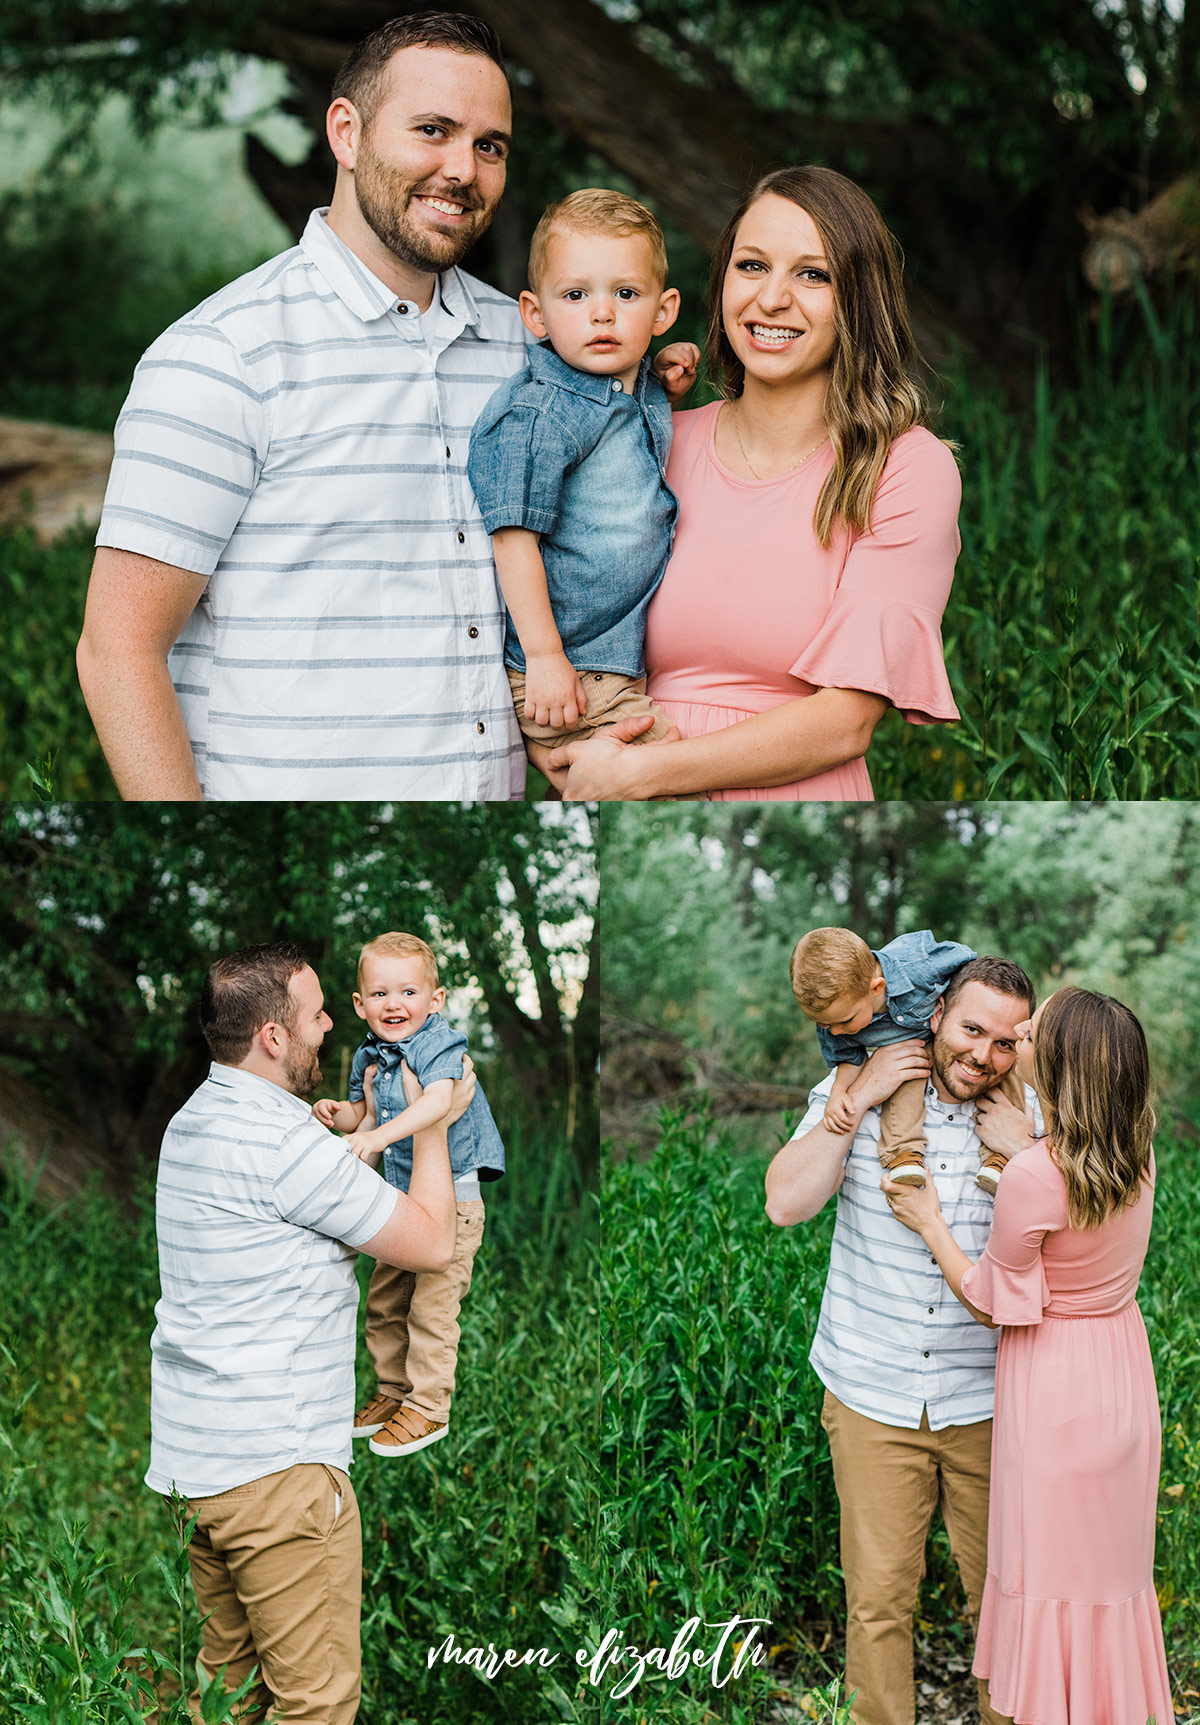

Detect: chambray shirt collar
875,941,928,1011
299,208,483,332
526,338,652,403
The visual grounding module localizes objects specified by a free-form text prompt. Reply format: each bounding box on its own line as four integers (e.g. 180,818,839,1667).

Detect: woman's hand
881,1172,943,1239
546,715,682,801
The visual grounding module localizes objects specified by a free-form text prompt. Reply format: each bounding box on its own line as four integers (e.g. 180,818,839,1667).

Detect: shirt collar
526,338,651,402
924,1080,974,1120
298,208,482,332
875,942,921,1003
206,1061,313,1117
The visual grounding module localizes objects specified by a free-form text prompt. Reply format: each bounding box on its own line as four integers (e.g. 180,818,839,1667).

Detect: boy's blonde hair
357,931,439,991
528,188,669,292
790,927,875,1014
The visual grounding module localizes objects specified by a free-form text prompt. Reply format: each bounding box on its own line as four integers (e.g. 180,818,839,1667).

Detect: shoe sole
353,1422,386,1438
889,1169,927,1187
976,1171,1001,1194
368,1424,448,1458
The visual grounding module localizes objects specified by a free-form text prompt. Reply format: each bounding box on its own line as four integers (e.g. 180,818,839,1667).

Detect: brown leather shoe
368,1405,448,1458
976,1152,1008,1195
353,1392,403,1439
884,1148,927,1187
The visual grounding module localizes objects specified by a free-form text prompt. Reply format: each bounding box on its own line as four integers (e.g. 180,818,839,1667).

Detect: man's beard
354,134,493,275
931,1027,999,1101
283,1040,322,1100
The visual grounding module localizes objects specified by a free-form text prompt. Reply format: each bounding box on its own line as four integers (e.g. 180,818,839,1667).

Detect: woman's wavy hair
705,164,930,548
1034,986,1155,1230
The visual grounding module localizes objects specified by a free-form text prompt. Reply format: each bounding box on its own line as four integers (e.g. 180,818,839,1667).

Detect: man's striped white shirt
145,1063,396,1499
800,1073,1020,1430
97,209,528,801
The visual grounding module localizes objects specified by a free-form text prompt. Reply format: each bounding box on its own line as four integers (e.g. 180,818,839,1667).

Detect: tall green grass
592,1109,1200,1723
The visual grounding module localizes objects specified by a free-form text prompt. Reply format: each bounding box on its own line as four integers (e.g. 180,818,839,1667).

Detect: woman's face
1013,997,1049,1089
721,193,838,389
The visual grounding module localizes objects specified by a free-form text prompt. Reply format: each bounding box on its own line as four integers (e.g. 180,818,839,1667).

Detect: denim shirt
466,340,678,677
816,931,977,1068
348,1013,505,1193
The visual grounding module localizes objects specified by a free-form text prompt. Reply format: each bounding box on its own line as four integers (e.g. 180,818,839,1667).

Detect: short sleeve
272,1119,396,1249
466,394,584,536
789,430,962,724
818,1026,866,1068
347,1044,370,1104
960,1146,1067,1324
96,320,268,576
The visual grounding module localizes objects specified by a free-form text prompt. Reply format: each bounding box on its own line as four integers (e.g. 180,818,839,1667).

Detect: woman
886,988,1174,1725
540,164,961,800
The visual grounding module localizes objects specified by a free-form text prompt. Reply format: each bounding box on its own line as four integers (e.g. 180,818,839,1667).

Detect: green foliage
593,1111,1200,1717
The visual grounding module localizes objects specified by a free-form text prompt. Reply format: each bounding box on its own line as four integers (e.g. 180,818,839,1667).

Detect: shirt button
940,1163,947,1170
477,721,486,734
611,379,623,393
468,625,479,639
397,303,409,315
928,1306,934,1314
445,446,451,458
923,1351,930,1358
456,530,465,543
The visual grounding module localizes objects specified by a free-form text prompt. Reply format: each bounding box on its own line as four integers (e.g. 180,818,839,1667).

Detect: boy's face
353,953,445,1042
803,970,887,1038
519,228,680,393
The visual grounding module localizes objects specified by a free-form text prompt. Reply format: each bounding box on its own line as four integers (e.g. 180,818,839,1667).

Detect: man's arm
765,1039,933,1226
77,548,209,799
339,1079,454,1162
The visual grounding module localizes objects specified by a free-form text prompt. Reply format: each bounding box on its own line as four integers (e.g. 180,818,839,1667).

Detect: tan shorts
506,666,675,747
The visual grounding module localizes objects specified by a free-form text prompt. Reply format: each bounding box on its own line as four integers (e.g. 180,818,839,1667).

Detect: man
75,11,698,801
765,957,1039,1725
145,942,465,1721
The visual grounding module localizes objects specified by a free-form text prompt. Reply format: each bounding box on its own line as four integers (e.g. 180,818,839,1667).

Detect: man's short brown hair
941,955,1035,1017
200,942,311,1065
527,189,669,292
790,927,876,1015
331,11,507,130
356,931,439,992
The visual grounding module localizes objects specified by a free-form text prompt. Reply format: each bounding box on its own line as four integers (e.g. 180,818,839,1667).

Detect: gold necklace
729,402,828,480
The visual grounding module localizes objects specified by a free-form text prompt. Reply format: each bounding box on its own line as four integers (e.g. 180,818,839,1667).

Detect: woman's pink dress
960,1145,1174,1725
644,401,962,800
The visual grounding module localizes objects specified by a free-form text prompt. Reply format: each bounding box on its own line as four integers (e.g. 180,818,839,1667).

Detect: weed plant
591,1109,1200,1723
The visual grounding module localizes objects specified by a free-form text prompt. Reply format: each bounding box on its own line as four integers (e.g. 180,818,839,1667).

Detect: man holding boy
766,957,1038,1725
77,12,695,801
146,942,463,1720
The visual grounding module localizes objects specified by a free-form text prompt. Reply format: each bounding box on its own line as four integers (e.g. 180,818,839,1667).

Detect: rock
0,416,113,541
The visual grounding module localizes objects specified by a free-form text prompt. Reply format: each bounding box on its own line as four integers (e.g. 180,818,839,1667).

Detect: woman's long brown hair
1033,986,1155,1229
705,164,931,548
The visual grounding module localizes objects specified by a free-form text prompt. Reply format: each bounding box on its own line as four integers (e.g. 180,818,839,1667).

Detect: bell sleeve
789,430,962,724
960,1146,1067,1325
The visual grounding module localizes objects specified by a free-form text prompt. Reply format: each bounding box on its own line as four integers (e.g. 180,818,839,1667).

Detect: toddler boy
467,188,694,752
790,927,1025,1193
313,932,504,1457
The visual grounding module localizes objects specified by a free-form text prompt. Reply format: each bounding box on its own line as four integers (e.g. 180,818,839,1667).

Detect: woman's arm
882,1176,997,1328
549,686,888,800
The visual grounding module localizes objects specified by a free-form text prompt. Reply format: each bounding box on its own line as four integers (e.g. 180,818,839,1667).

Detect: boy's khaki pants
821,1392,1012,1725
182,1462,360,1723
879,1064,1028,1170
507,667,674,747
365,1199,485,1420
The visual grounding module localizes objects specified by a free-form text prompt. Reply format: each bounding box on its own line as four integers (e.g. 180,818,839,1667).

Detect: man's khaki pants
821,1391,1012,1725
366,1199,485,1420
182,1463,360,1724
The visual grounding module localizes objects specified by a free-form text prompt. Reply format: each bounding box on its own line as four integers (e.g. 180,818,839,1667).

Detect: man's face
351,45,511,275
280,965,332,1098
928,980,1024,1102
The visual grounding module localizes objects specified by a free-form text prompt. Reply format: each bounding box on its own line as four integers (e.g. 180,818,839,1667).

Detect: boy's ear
432,986,447,1013
653,287,681,334
519,290,547,339
352,991,367,1021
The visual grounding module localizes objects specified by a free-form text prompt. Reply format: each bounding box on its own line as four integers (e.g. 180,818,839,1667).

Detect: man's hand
524,651,590,731
974,1090,1036,1157
847,1040,932,1112
653,342,701,403
823,1091,859,1135
361,1063,379,1129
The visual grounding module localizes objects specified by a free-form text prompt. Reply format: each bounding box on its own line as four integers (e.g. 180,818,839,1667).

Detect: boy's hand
823,1092,858,1135
524,651,590,732
341,1131,384,1165
653,342,701,403
312,1097,341,1129
447,1054,476,1125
